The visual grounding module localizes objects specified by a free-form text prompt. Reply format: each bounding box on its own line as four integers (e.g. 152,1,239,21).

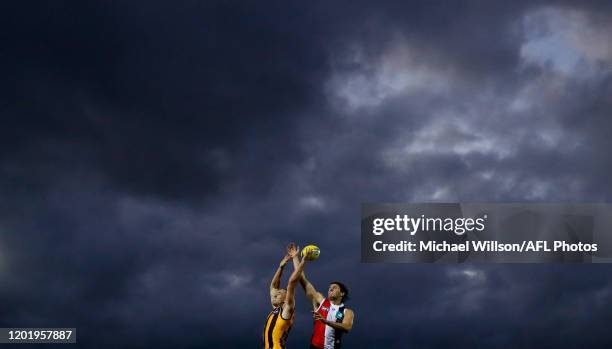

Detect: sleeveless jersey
310,299,346,349
263,304,293,349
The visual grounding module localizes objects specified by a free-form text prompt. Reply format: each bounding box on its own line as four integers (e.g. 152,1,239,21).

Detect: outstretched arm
283,250,312,318
291,245,324,309
283,253,306,319
270,254,290,293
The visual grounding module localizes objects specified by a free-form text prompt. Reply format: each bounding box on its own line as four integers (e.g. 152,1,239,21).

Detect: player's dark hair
330,281,350,302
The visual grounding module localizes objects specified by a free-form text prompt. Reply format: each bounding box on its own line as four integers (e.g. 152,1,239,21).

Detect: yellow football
301,245,320,261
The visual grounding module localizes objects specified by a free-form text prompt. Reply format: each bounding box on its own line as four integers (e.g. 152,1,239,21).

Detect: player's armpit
281,303,294,320
304,282,324,308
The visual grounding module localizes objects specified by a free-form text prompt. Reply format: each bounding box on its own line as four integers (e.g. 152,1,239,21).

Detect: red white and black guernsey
310,298,347,349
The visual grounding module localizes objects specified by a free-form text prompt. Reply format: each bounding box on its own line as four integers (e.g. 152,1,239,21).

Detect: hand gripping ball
301,245,320,261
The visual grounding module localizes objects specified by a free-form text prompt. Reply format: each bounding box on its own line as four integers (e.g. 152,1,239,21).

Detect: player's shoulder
315,291,325,301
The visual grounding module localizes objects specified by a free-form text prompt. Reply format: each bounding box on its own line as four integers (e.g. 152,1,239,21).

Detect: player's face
272,289,286,307
328,284,343,301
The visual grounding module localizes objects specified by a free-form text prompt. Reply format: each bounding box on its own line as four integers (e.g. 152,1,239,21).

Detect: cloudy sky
2,1,612,348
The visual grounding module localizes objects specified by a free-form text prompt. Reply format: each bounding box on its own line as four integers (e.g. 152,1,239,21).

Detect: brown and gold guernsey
263,304,293,349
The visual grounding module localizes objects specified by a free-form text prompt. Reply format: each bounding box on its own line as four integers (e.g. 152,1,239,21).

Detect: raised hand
279,254,291,268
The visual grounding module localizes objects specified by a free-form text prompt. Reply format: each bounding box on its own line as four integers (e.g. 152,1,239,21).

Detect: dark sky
2,1,612,348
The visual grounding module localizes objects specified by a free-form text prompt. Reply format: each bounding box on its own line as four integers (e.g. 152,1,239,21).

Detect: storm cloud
2,1,612,348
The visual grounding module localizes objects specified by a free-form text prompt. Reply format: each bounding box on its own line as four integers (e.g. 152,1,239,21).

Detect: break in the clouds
322,4,612,202
521,6,612,77
2,1,612,348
